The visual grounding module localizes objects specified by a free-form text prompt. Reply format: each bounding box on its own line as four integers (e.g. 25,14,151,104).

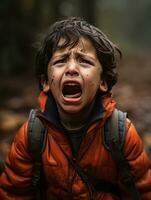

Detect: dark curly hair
35,17,121,91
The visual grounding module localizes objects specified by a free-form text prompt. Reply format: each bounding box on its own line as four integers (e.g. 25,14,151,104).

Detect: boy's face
44,37,107,115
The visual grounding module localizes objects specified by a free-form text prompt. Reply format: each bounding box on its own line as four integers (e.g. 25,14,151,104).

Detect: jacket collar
37,91,116,130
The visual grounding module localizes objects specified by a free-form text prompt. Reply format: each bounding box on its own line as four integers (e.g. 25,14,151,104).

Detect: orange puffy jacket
0,92,151,200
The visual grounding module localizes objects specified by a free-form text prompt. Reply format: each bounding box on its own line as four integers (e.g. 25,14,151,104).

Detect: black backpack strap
103,109,126,151
61,146,121,198
67,157,94,199
103,108,140,200
27,109,47,199
68,156,121,197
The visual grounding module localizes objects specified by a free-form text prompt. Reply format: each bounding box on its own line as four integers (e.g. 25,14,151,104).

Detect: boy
0,17,151,200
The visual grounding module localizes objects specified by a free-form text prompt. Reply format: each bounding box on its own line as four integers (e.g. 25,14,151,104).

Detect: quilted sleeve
123,120,151,199
0,123,34,199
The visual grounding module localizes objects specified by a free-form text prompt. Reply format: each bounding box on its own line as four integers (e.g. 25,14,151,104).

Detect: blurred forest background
0,0,151,161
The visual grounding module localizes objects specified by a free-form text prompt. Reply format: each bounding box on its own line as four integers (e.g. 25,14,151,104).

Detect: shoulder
14,122,28,146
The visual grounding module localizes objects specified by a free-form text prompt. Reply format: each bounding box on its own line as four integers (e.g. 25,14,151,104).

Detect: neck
58,101,95,131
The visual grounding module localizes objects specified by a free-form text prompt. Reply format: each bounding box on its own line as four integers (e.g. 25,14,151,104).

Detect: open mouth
62,83,82,98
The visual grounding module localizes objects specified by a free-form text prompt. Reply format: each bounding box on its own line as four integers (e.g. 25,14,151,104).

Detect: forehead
53,37,97,56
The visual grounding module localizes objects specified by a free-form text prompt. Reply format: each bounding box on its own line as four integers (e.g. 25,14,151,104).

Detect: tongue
64,92,81,98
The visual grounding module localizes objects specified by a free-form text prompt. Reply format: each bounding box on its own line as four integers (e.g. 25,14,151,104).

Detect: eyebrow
76,52,95,61
52,51,95,61
52,52,70,60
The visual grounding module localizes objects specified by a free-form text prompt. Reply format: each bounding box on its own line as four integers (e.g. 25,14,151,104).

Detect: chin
61,105,83,114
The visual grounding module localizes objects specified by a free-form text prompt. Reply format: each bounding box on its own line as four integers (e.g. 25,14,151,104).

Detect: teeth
66,83,77,86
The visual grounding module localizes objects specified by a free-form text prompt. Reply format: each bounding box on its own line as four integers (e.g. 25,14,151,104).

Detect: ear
42,81,50,93
99,81,108,92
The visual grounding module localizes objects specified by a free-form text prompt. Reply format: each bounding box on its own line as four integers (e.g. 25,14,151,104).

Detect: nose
65,60,79,77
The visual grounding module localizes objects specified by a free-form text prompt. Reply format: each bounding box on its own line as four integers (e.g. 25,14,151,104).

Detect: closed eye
53,58,66,65
79,58,94,65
